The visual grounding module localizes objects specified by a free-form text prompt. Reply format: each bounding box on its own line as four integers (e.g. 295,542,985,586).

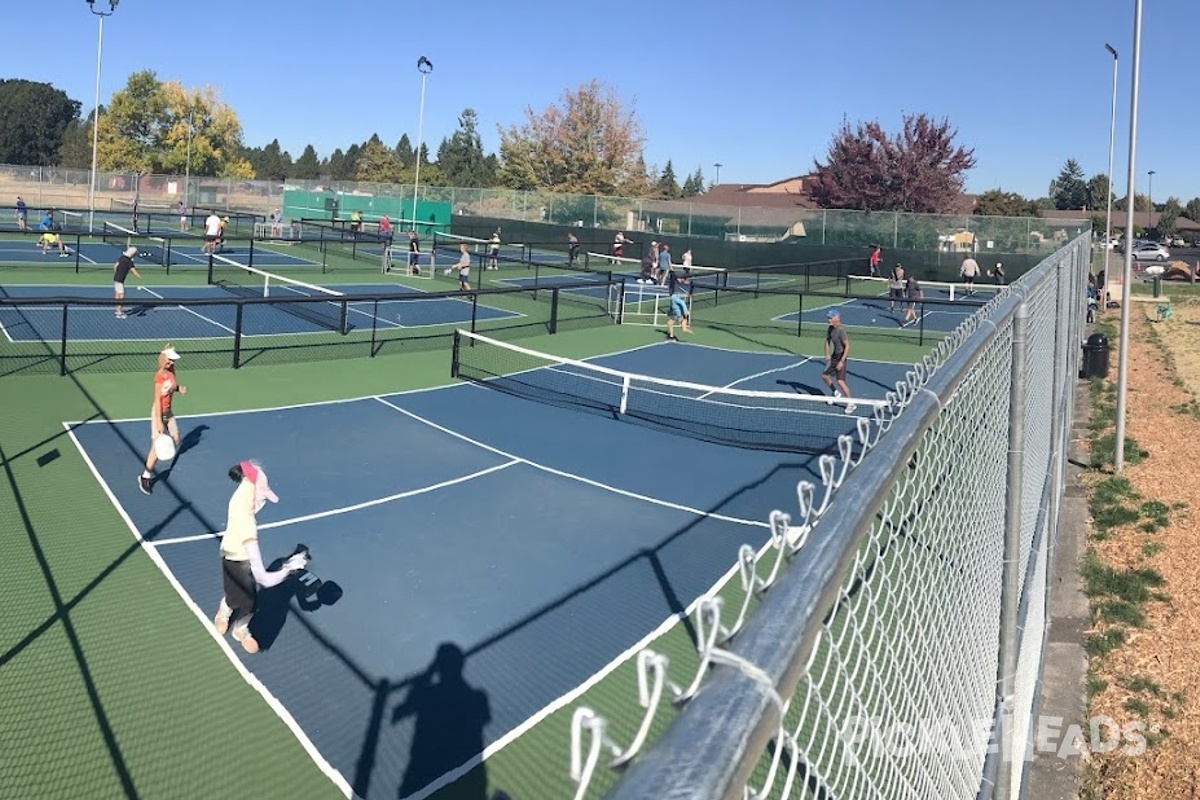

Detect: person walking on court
138,344,187,495
868,244,882,277
822,310,856,414
902,272,923,327
960,253,981,296
888,263,905,311
202,211,222,254
567,232,580,267
453,243,471,290
212,460,304,655
113,245,142,319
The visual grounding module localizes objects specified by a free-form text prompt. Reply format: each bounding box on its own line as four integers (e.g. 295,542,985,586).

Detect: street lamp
713,162,723,185
1103,43,1118,277
1114,0,1144,475
1147,169,1155,234
86,0,119,234
412,56,433,233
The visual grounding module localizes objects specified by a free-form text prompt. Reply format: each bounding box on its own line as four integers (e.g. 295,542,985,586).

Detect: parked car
1168,235,1185,247
1131,243,1170,261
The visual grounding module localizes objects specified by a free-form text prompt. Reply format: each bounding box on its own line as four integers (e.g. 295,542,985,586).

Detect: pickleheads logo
839,714,1157,760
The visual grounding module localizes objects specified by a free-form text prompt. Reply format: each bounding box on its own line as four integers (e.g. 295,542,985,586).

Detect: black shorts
889,286,903,299
221,557,256,614
824,358,846,379
205,234,219,243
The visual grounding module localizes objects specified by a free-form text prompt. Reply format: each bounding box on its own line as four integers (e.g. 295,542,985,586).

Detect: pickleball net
451,330,887,454
207,255,350,334
102,221,173,267
847,274,1007,302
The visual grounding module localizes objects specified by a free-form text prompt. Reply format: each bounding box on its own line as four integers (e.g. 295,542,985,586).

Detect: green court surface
0,257,935,798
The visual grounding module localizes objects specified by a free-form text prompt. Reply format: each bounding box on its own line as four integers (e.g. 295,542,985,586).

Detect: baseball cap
161,346,181,361
124,245,138,258
827,310,841,320
239,460,280,505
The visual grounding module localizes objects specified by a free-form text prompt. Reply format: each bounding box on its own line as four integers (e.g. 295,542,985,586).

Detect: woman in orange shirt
138,344,187,495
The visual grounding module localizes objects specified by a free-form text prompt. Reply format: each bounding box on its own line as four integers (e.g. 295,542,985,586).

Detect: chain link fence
560,232,1088,800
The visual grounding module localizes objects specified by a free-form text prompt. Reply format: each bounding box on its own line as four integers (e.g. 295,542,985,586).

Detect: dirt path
1088,297,1200,796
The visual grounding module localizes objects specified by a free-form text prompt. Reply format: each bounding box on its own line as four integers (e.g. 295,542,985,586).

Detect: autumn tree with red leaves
810,113,977,214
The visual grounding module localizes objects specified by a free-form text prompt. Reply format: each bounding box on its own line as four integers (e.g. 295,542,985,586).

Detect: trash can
1153,275,1163,298
1081,332,1110,379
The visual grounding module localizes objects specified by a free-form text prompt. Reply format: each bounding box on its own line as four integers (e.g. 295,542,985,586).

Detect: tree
394,134,414,169
0,80,82,165
497,80,647,195
655,160,681,198
1086,173,1113,212
681,167,706,197
437,109,495,187
974,189,1037,217
1185,198,1200,222
244,139,292,180
94,71,252,177
1157,197,1183,235
56,115,94,169
292,145,321,179
355,137,403,183
809,112,976,213
1050,159,1088,210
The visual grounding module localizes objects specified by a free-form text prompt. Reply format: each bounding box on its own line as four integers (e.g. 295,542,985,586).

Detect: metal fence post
59,303,69,376
995,301,1029,800
232,303,244,368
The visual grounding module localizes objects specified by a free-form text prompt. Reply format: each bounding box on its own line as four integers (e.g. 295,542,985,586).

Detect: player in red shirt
139,344,187,495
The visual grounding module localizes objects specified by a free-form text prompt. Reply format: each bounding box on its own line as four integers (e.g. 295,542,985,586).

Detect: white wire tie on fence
608,650,670,768
757,513,793,593
569,707,606,800
674,596,725,704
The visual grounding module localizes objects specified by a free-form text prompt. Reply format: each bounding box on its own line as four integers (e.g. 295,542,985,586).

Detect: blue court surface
66,341,913,800
777,294,986,333
0,237,327,270
0,282,521,341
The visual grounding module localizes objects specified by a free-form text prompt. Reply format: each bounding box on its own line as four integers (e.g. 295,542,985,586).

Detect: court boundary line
61,423,356,800
137,285,238,334
373,396,768,529
769,305,968,334
696,357,816,400
144,459,523,547
398,494,785,800
640,339,917,368
63,340,669,425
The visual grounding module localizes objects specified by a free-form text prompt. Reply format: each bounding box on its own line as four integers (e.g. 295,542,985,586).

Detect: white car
1131,243,1170,261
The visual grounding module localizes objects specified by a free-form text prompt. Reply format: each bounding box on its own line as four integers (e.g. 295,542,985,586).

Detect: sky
3,0,1197,202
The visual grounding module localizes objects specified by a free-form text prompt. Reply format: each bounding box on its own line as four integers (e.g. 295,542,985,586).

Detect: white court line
62,424,356,799
137,285,238,334
147,460,521,548
696,357,814,400
373,396,767,529
65,340,670,425
677,338,916,367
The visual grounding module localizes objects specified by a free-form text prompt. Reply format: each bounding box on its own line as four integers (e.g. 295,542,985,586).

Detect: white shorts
114,282,125,293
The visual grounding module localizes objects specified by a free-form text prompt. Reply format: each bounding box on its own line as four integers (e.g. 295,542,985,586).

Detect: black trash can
1081,332,1110,379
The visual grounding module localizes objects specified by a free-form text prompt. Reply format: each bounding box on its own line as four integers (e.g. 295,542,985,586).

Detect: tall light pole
1114,0,1144,475
184,114,194,210
1104,43,1118,277
1147,169,1155,234
412,56,433,233
713,162,723,185
86,0,119,234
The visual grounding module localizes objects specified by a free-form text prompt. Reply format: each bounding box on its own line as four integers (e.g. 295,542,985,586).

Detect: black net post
248,238,255,270
549,287,560,334
165,238,173,273
618,279,627,323
321,240,329,272
74,234,81,273
206,252,215,284
919,300,927,346
339,300,349,336
59,303,69,376
232,303,244,368
369,299,379,357
796,293,804,337
470,292,479,333
451,329,462,375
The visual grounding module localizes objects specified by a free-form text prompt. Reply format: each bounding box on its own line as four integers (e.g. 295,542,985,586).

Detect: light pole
184,114,194,210
1104,43,1118,276
713,162,722,185
412,56,433,233
86,0,119,234
1147,169,1155,235
1114,0,1144,475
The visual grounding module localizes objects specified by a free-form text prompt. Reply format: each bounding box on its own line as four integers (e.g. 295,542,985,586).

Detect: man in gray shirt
822,309,857,414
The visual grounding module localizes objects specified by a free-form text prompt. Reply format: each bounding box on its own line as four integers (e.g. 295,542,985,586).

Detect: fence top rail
601,232,1088,800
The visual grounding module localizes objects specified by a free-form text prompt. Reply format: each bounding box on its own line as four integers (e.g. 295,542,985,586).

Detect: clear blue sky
5,0,1197,202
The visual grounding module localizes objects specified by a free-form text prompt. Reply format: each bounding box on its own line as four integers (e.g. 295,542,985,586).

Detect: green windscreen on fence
282,189,450,236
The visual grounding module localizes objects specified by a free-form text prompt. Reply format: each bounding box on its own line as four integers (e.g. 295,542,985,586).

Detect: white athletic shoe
844,403,858,415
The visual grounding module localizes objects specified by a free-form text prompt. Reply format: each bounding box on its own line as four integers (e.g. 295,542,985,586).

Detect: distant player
138,344,187,495
38,231,69,257
902,272,923,326
203,211,222,254
665,267,692,341
15,196,28,230
408,231,421,272
453,244,471,290
488,231,500,270
868,244,882,277
567,232,580,267
960,254,980,296
113,245,142,319
822,310,856,414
